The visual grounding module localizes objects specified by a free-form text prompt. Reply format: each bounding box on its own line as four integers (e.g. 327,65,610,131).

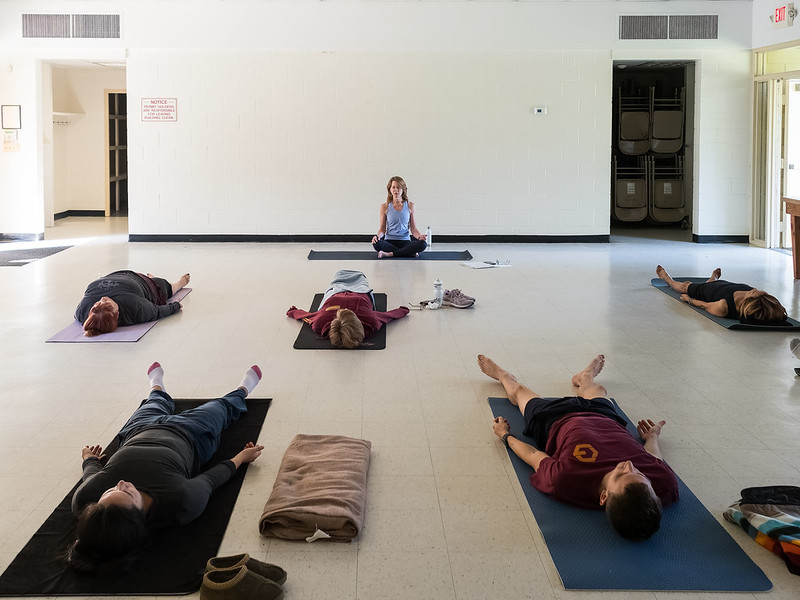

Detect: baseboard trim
128,233,611,243
692,234,749,244
54,210,106,220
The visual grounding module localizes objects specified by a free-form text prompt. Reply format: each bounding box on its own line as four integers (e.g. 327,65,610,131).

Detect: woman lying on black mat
287,269,409,348
370,176,428,258
68,363,265,574
656,265,788,325
75,270,190,337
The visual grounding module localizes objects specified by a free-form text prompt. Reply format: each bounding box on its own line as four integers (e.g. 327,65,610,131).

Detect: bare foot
707,268,721,282
571,354,605,387
655,265,670,282
377,251,393,259
477,354,516,382
172,273,191,291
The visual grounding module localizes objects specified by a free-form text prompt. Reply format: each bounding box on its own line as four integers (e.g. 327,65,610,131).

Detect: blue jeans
116,389,248,466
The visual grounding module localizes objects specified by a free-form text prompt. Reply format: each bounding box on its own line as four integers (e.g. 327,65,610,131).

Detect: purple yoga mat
46,288,192,343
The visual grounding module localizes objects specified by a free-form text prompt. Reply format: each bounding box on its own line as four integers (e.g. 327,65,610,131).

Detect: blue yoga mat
650,278,800,330
489,397,772,591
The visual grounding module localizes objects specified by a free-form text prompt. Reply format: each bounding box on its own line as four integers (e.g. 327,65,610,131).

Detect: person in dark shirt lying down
69,362,265,574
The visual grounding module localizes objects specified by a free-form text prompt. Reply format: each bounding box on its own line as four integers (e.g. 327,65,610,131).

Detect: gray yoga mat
489,396,772,591
651,278,800,330
307,250,472,261
47,288,192,342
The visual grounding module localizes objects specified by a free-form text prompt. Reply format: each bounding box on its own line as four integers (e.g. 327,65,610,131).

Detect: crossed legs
477,354,608,415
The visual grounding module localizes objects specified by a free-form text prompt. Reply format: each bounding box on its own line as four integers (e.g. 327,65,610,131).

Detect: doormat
0,246,72,267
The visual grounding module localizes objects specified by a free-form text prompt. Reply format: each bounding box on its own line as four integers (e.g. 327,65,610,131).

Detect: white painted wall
0,1,758,239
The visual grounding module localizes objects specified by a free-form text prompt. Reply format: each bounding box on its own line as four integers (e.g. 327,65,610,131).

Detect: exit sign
773,3,796,28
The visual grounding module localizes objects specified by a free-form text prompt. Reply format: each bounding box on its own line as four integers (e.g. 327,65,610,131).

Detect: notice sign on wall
141,98,177,122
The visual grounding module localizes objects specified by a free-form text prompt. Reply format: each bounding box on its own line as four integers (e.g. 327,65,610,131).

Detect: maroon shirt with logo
531,413,679,509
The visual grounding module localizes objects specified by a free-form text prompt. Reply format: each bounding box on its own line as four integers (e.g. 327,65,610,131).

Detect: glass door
752,79,783,246
783,79,800,249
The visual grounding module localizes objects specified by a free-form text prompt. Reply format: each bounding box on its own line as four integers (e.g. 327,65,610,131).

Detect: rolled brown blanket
259,434,371,541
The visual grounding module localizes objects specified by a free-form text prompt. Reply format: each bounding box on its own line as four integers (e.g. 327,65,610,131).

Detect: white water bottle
426,226,432,249
430,278,443,309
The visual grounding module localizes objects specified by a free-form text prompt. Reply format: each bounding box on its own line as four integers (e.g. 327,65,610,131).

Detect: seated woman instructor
656,265,788,324
287,269,410,348
69,363,271,575
371,176,428,258
75,270,190,336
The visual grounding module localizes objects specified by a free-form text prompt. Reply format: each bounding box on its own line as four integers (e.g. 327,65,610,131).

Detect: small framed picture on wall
2,105,22,129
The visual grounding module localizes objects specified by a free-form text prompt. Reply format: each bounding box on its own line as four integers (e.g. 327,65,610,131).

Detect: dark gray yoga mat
489,397,772,591
651,278,800,330
293,293,387,350
0,397,271,596
307,250,472,261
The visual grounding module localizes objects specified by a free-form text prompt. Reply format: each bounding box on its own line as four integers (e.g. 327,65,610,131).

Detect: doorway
610,61,695,239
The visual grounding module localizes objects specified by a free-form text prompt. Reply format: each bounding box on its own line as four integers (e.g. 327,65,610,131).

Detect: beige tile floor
1,217,800,599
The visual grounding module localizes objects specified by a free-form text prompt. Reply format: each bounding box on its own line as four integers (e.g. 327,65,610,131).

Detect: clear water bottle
430,278,443,309
426,226,432,249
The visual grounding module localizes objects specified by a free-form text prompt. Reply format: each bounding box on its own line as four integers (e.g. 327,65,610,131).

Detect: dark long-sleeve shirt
71,427,236,527
74,270,180,326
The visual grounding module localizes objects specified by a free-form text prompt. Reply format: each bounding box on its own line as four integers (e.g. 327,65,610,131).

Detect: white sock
147,361,165,391
239,365,262,395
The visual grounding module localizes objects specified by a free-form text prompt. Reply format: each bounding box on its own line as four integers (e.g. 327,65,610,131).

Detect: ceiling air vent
619,16,668,40
619,15,718,40
669,15,718,40
72,14,120,39
22,14,70,38
21,14,120,38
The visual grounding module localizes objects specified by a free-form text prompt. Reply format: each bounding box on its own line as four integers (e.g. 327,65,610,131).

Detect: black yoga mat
0,398,271,596
293,293,387,350
489,397,772,591
307,250,472,261
651,278,800,330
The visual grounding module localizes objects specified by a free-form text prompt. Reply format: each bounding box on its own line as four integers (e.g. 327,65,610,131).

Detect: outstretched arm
679,294,728,318
637,419,666,460
492,417,549,470
229,442,264,469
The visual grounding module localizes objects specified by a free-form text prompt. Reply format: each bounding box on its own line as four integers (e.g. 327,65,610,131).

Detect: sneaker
444,289,476,304
442,289,474,308
444,288,475,303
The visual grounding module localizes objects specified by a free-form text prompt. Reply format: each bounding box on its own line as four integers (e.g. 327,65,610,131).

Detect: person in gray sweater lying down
69,362,264,574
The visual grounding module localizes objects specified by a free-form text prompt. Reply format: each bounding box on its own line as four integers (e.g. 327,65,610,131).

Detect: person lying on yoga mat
656,265,787,325
75,270,191,336
478,354,678,541
371,176,428,258
69,363,265,574
287,269,410,348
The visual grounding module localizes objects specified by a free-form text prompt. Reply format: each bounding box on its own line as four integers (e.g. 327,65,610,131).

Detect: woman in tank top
656,265,788,324
371,176,428,258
